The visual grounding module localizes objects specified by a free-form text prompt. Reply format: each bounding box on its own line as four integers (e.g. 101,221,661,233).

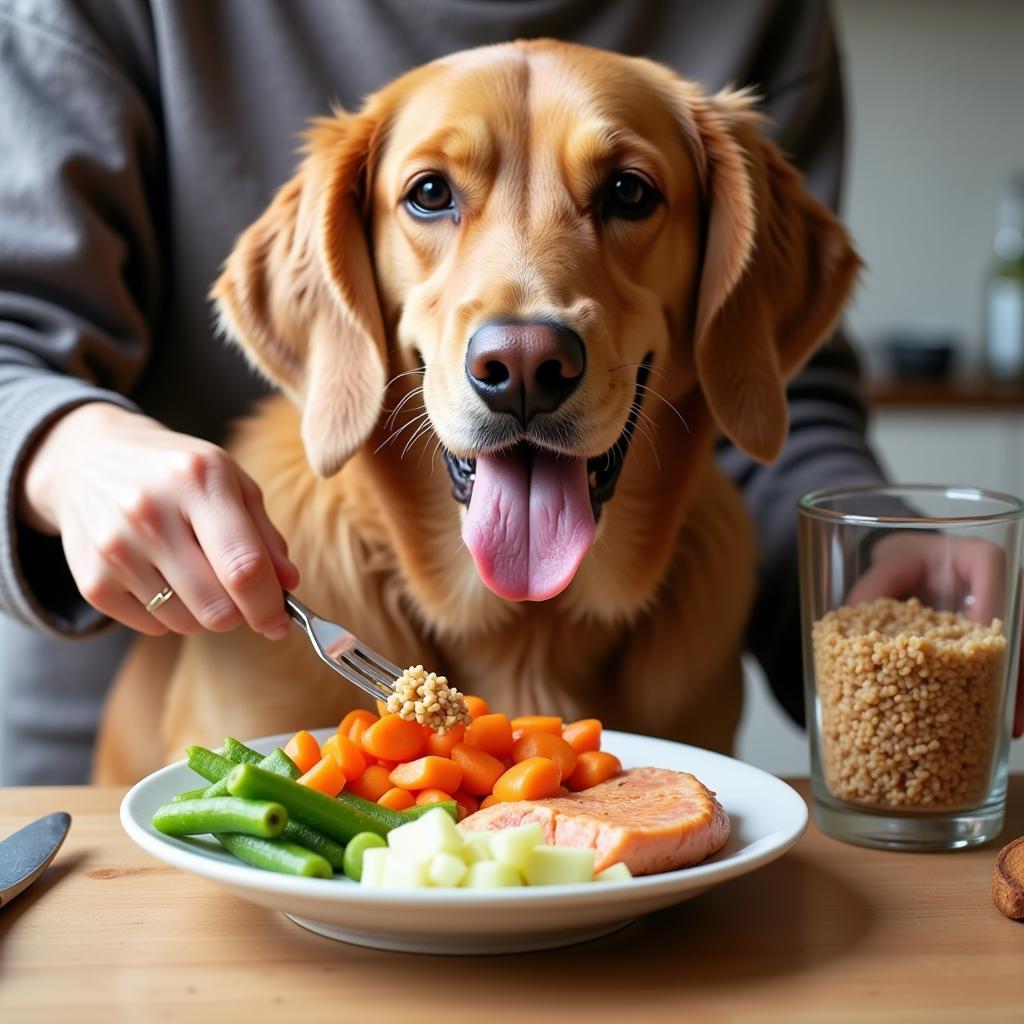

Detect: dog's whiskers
428,435,446,475
374,409,430,454
401,417,436,461
633,382,689,433
632,410,661,470
383,384,425,431
415,429,444,471
384,366,426,390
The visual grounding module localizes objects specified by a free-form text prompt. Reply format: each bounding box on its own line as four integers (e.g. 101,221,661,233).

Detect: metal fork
284,593,403,704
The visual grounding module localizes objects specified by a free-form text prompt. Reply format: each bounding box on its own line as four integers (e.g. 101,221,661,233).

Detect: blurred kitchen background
738,0,1024,774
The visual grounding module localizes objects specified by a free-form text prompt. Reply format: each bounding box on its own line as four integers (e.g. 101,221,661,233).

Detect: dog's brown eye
603,171,661,220
406,175,455,217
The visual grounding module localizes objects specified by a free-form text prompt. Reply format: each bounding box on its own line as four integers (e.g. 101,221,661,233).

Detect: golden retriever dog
95,39,859,783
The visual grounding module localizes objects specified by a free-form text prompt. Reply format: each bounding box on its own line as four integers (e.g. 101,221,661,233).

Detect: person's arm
0,0,158,635
0,2,298,644
714,6,887,726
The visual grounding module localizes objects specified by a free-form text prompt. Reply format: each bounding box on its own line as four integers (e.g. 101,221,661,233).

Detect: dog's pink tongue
463,448,595,601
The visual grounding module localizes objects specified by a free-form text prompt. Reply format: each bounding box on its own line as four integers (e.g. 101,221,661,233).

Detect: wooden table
2,781,1022,1023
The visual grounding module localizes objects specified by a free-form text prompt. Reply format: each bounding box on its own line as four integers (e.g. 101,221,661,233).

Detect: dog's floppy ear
686,89,861,462
211,108,388,477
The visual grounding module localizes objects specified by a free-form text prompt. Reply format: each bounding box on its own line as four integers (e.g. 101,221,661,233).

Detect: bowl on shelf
883,331,958,380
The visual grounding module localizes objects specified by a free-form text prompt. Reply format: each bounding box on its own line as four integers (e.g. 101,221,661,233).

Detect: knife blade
0,812,71,908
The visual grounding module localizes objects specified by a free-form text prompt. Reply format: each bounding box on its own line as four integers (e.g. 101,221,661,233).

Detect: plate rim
120,729,808,907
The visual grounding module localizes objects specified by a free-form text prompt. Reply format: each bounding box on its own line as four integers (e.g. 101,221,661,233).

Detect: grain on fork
387,665,471,735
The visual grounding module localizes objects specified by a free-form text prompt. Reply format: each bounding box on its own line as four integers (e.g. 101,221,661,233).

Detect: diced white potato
593,862,633,882
381,854,431,888
359,847,391,887
522,845,596,886
459,830,494,865
387,807,463,863
383,820,427,863
488,823,546,872
427,851,469,888
462,860,523,888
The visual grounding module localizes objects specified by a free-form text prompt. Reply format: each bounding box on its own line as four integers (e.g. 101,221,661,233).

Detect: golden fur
94,40,859,783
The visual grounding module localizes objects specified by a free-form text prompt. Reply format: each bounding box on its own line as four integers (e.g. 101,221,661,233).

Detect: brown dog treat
992,836,1024,920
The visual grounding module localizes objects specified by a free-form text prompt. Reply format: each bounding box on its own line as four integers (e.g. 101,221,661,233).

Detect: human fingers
951,537,1006,625
63,526,170,637
844,546,927,606
235,468,300,590
183,460,292,639
92,514,225,635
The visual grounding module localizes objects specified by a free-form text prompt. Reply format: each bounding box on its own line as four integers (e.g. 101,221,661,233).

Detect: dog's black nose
465,321,585,423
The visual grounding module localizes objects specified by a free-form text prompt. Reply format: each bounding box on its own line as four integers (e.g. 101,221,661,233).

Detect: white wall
834,0,1024,370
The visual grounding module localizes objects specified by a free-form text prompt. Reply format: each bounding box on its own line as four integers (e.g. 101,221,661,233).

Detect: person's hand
17,402,299,639
846,532,1023,738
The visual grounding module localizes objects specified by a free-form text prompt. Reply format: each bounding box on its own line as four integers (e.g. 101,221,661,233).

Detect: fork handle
283,591,312,628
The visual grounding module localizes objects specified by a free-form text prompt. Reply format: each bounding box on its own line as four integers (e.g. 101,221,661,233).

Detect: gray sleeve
715,8,887,725
0,1,160,636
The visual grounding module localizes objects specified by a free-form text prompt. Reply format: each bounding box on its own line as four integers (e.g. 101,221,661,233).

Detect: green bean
221,737,264,764
202,746,300,798
186,745,235,783
342,831,387,881
258,747,301,779
152,796,287,838
228,763,411,842
214,833,332,878
340,790,459,826
170,786,210,803
281,819,347,871
401,800,458,823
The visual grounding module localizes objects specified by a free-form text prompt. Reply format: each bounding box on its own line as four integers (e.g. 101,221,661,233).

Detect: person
1,0,1016,785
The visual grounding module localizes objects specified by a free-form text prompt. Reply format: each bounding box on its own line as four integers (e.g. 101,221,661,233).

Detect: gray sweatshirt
0,0,884,783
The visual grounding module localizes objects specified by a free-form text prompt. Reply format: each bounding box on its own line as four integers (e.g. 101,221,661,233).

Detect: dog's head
213,40,859,604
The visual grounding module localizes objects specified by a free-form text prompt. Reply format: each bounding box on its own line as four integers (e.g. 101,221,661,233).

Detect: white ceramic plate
121,729,807,955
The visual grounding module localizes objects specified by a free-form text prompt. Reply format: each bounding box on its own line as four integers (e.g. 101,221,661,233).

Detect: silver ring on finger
145,585,175,614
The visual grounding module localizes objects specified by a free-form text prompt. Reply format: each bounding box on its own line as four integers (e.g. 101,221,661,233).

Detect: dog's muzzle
444,355,652,521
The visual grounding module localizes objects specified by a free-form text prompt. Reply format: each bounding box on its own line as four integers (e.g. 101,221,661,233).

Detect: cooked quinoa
387,665,471,735
812,597,1007,811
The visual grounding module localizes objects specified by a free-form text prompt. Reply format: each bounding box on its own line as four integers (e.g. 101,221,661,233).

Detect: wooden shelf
868,374,1024,409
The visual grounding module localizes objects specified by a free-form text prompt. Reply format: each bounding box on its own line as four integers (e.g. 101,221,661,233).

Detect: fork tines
338,647,404,698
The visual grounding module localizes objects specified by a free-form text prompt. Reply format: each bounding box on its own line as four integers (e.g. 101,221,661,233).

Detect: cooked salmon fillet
459,766,730,874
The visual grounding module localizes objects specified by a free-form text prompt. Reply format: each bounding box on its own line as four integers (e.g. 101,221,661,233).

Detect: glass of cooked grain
798,484,1024,850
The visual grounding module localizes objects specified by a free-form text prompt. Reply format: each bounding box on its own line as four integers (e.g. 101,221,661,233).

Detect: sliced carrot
510,715,563,736
388,755,464,794
377,787,416,812
450,742,506,796
375,698,390,718
567,750,622,791
297,755,346,797
480,793,501,809
424,723,466,758
492,757,562,802
322,733,367,779
462,695,490,719
512,731,578,781
360,714,424,762
463,713,514,758
346,763,393,802
338,709,377,744
321,734,342,766
561,718,603,755
415,788,454,806
283,729,322,774
453,789,480,819
374,758,398,773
